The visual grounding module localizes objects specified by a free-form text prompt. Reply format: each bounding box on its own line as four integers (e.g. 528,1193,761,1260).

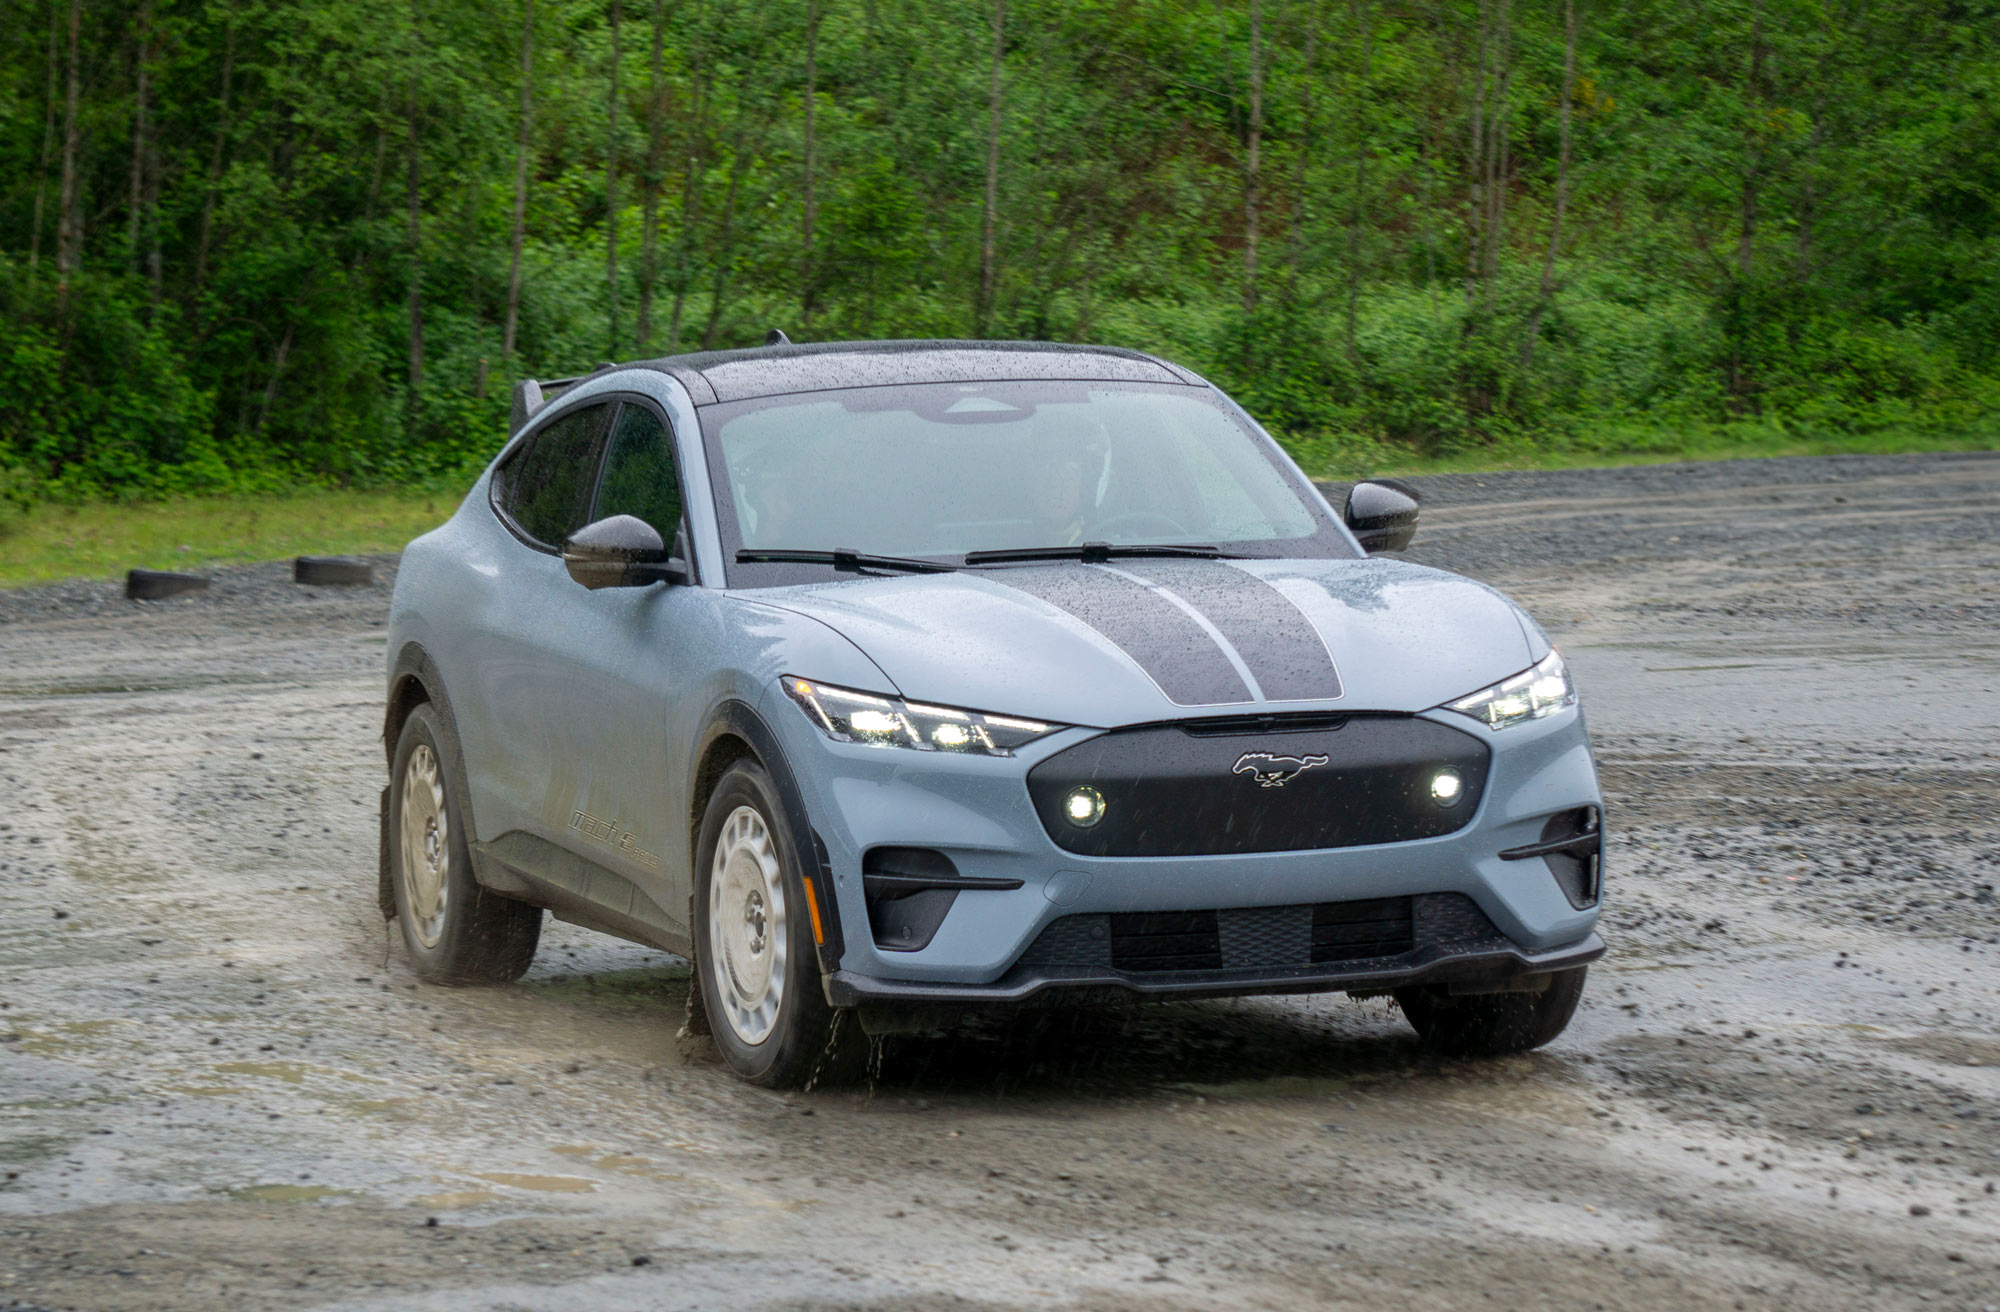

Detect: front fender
381,642,488,917
689,697,848,978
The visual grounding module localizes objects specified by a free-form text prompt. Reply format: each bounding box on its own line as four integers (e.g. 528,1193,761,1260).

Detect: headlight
782,677,1061,756
1443,650,1576,729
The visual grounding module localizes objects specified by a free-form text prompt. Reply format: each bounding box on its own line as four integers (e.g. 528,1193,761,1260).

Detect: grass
1291,418,2000,481
2,422,1993,589
0,488,456,588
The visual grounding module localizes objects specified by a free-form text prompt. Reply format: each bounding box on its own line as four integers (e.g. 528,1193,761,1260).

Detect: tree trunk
258,320,296,431
637,0,667,350
975,0,1005,335
1729,0,1765,412
668,10,710,354
606,0,623,357
1241,0,1263,315
702,127,754,349
503,0,534,360
1344,0,1373,366
1791,89,1826,349
801,0,819,331
30,0,59,272
405,12,425,406
194,16,236,297
1462,14,1487,309
54,0,84,301
128,0,153,277
1480,0,1513,302
1519,0,1576,369
1284,13,1317,300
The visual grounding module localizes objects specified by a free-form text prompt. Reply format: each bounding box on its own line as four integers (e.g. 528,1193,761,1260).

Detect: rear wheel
694,760,844,1087
390,704,541,984
1395,966,1587,1057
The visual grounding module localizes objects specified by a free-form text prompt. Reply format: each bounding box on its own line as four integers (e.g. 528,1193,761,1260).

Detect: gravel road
2,452,1997,1311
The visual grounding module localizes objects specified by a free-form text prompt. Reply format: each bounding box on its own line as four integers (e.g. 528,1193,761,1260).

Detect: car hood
749,557,1541,728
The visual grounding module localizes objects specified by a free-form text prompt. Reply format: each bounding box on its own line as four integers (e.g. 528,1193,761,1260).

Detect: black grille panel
1109,911,1224,972
1310,897,1415,963
1027,714,1490,857
1015,893,1504,978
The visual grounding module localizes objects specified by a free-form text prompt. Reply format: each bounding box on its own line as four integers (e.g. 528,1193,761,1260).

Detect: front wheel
694,760,843,1087
1395,966,1587,1057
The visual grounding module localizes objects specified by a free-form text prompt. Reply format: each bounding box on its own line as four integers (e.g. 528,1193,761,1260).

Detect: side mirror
563,515,689,589
1343,478,1421,553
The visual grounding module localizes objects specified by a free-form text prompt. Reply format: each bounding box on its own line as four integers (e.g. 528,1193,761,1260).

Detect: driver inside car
1029,409,1111,546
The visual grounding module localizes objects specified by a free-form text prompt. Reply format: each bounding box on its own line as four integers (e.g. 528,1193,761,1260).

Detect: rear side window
593,404,685,542
496,403,611,546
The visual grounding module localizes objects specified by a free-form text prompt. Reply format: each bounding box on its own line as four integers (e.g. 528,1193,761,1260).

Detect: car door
531,397,703,947
473,398,615,852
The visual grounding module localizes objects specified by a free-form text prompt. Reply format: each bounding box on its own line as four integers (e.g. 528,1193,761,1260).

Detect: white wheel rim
399,743,450,949
708,805,788,1046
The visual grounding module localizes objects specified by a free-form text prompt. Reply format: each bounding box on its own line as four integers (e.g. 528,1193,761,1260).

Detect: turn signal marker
800,874,827,946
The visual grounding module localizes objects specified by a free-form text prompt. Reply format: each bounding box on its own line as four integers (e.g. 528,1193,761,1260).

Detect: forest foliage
3,0,1998,501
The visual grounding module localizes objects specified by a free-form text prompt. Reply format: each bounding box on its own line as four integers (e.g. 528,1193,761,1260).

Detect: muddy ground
2,451,1996,1311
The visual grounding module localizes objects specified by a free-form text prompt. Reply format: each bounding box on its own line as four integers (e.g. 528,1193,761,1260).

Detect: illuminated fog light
1430,768,1464,805
1063,786,1106,828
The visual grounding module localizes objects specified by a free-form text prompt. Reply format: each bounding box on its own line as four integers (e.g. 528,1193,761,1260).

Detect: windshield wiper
735,547,959,574
962,542,1238,566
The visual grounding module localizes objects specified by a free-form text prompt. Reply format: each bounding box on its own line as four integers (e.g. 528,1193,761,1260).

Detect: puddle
414,1189,500,1210
471,1172,598,1194
0,673,307,698
525,965,690,1011
1879,1033,2000,1067
1173,1075,1362,1099
8,1019,129,1056
230,1184,352,1204
347,1098,414,1116
551,1147,680,1180
213,1061,377,1086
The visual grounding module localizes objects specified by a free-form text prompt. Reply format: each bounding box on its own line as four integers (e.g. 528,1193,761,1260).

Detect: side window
593,403,685,545
496,403,611,546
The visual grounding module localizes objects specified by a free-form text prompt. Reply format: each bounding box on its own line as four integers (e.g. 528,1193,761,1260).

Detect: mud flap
377,785,396,920
679,893,711,1038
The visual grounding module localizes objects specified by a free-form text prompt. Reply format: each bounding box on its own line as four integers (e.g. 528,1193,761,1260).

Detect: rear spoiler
509,375,587,437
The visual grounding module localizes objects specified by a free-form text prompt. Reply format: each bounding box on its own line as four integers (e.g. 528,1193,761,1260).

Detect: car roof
514,339,1206,431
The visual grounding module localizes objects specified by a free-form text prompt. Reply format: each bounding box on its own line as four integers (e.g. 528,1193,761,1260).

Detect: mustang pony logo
1231,752,1331,788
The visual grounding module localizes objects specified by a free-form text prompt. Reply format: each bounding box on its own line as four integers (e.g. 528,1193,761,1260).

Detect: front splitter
823,933,1605,1009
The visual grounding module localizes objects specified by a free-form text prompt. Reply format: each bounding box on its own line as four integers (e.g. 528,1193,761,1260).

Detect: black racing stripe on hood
987,565,1253,706
1117,561,1342,702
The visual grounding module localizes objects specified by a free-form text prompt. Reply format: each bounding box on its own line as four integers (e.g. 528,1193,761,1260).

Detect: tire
389,703,541,984
694,760,845,1087
294,555,373,586
1395,966,1587,1057
126,568,209,600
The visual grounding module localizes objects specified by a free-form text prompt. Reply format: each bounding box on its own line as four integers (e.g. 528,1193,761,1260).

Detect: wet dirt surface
2,452,1997,1311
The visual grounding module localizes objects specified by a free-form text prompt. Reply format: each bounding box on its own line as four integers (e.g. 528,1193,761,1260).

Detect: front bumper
761,682,1605,998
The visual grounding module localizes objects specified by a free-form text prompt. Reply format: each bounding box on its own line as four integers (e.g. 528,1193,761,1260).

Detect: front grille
1109,911,1223,972
1026,713,1490,857
1016,892,1501,978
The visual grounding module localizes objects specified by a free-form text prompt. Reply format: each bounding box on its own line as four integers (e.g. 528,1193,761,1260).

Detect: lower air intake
1109,910,1223,973
1310,897,1415,963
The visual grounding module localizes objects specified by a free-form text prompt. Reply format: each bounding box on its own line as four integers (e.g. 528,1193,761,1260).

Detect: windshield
703,381,1350,586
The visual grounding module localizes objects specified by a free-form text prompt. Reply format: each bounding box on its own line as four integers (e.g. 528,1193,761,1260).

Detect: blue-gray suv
380,339,1605,1086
